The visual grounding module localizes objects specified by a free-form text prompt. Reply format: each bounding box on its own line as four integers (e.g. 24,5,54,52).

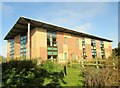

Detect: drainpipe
28,22,30,59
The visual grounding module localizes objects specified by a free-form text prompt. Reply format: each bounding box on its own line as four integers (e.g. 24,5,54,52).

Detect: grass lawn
43,64,85,86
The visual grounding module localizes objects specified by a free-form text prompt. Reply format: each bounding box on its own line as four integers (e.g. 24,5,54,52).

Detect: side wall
57,32,83,62
6,28,112,61
30,28,47,61
104,41,112,59
96,40,101,58
57,32,112,61
7,40,10,62
14,35,20,59
85,37,92,60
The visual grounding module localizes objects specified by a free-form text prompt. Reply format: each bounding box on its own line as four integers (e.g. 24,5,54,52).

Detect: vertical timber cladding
104,41,112,59
7,40,10,62
30,27,47,61
85,37,92,59
95,40,101,58
14,35,20,59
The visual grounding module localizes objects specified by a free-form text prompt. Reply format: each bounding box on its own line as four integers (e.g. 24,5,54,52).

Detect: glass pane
23,39,26,44
52,32,56,38
47,47,52,50
23,36,26,39
21,36,23,40
53,48,57,50
47,32,51,37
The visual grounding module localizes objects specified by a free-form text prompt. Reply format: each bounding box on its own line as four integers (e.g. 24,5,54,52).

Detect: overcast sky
0,2,118,57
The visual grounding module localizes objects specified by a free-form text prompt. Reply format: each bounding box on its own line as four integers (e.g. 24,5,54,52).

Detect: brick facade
6,28,112,62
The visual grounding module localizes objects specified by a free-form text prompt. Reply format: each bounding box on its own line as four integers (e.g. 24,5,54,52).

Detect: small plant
42,60,55,74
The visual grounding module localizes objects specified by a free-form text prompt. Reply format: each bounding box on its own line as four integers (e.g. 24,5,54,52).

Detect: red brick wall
85,44,92,59
57,32,64,53
68,36,82,60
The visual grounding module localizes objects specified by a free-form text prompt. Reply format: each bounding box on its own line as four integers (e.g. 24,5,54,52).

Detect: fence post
112,59,115,70
96,59,99,68
81,59,84,67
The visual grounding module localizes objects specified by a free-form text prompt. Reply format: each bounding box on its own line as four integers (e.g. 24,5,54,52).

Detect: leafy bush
42,60,56,74
2,60,42,87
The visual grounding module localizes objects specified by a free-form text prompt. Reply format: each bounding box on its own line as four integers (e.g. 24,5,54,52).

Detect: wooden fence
80,59,117,68
68,59,117,69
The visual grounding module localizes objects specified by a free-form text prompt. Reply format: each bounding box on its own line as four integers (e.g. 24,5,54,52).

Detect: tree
0,55,6,63
112,42,120,57
118,42,120,56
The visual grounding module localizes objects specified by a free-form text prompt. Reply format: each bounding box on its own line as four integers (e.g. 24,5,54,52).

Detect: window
47,31,57,47
10,39,14,58
64,37,67,44
91,39,96,46
91,39,97,58
47,31,58,60
64,53,67,60
82,37,86,59
92,50,97,58
100,41,105,59
20,35,26,58
82,37,85,44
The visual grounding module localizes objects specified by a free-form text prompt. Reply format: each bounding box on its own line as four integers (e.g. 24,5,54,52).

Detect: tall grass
81,56,119,87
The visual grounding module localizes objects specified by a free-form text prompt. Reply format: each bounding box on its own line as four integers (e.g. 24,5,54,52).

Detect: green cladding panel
48,52,53,55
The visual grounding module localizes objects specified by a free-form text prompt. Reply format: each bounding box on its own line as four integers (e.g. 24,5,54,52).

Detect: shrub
42,60,54,73
83,66,119,86
2,60,42,87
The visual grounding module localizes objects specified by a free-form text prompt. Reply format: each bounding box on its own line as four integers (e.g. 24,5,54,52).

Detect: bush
83,66,119,86
2,60,42,87
42,60,55,74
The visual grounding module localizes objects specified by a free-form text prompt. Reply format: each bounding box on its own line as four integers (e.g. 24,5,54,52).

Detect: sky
0,2,118,57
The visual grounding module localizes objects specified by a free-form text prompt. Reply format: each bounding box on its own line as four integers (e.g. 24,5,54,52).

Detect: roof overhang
4,17,113,42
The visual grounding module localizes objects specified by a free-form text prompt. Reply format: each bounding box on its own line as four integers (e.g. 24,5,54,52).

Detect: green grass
60,66,85,86
43,64,85,86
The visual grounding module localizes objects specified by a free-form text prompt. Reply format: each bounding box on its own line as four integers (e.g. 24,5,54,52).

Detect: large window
100,41,105,59
82,37,86,59
10,39,14,58
20,35,26,57
47,32,57,47
47,31,58,60
91,39,97,58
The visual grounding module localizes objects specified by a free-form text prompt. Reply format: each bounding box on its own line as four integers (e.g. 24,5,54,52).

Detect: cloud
73,22,93,33
35,2,108,29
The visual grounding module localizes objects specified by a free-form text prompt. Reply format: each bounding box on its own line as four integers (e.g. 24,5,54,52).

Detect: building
4,17,112,62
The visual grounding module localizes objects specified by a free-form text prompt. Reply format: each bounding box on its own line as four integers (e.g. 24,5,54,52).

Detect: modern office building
4,17,112,62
